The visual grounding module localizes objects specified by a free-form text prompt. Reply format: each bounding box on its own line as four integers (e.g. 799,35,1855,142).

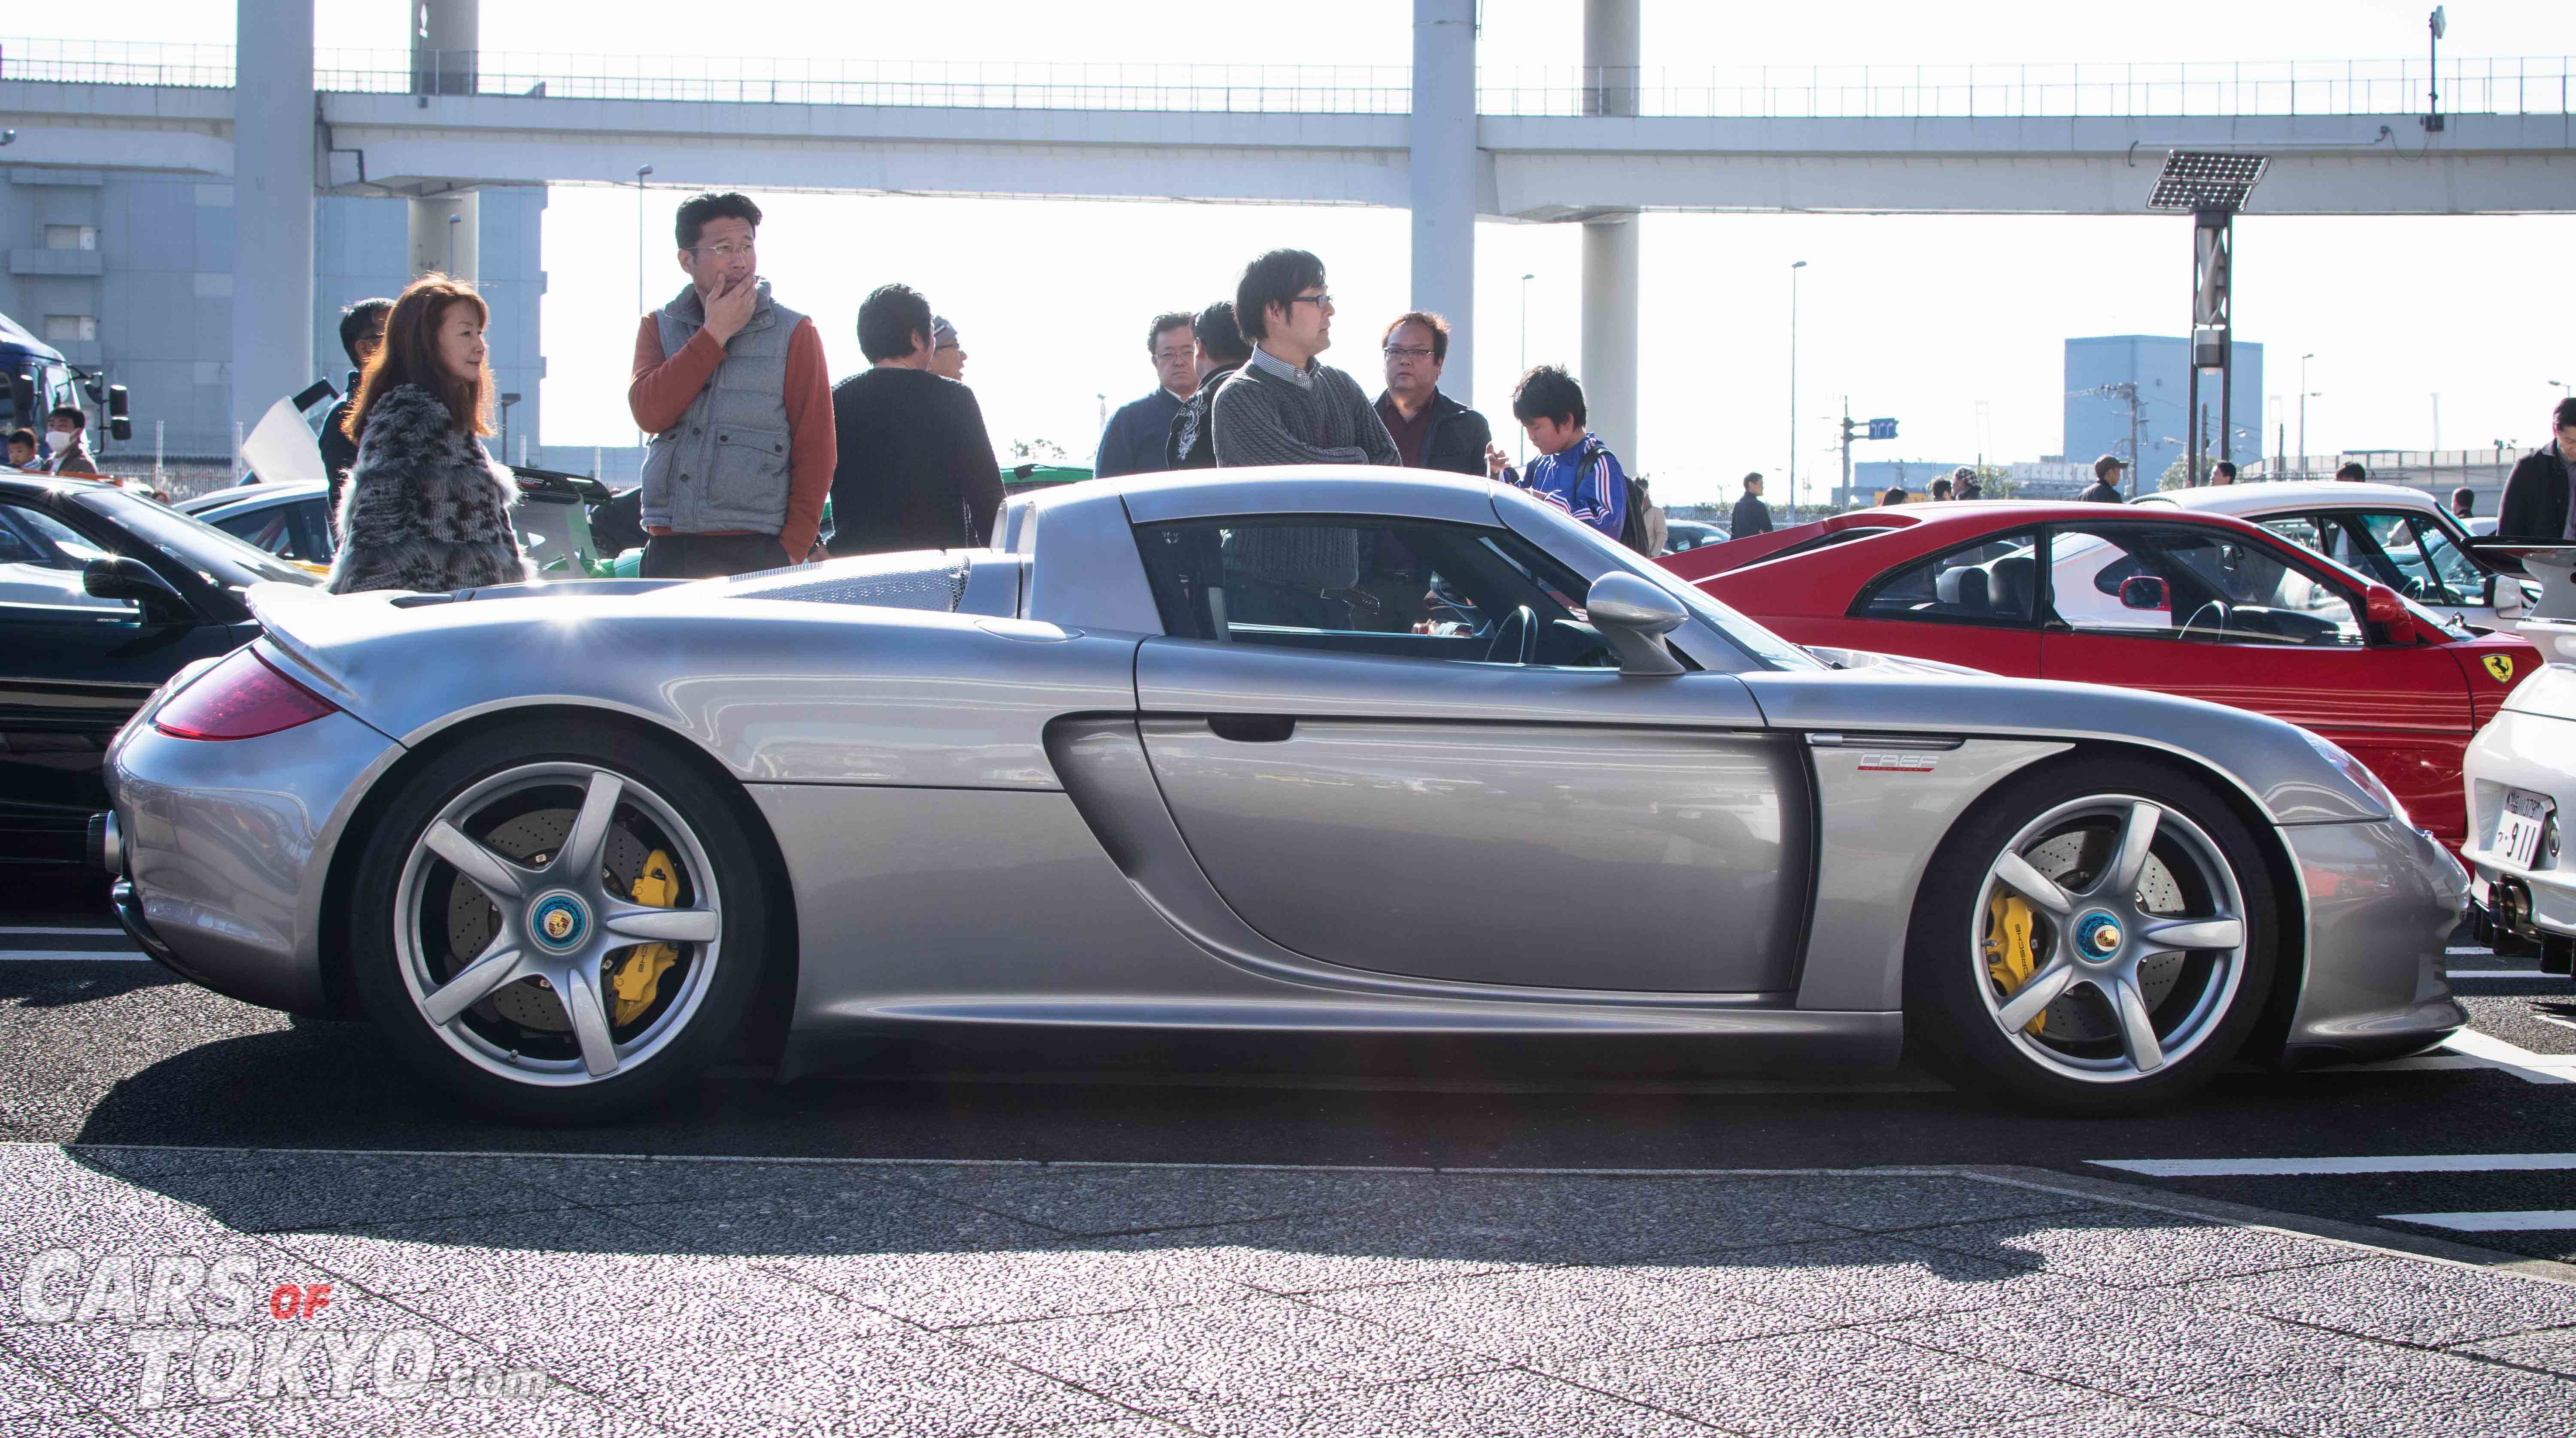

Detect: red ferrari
1664,502,2537,851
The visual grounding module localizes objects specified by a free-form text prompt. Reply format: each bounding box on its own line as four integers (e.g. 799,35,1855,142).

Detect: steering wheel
1485,605,1537,664
2179,599,2230,637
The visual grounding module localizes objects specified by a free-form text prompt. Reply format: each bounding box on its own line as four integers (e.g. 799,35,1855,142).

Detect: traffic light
1867,418,1899,440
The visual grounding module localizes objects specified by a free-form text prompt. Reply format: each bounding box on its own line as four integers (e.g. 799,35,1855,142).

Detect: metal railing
1483,60,2576,118
4,40,2570,119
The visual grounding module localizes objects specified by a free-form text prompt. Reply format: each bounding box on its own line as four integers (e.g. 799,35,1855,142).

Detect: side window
1857,531,2039,625
2048,525,2361,647
290,499,337,562
2333,511,2478,604
0,501,134,616
214,507,297,557
2260,515,2328,557
1136,517,1617,668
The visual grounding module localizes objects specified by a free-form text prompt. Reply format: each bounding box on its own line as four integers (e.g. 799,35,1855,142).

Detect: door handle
1206,714,1296,743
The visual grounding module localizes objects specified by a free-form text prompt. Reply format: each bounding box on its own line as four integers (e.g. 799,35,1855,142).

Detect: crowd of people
304,193,1674,595
82,186,2571,598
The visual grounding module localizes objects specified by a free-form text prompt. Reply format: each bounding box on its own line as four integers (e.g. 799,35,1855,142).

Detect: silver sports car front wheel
1905,756,2276,1115
346,721,773,1123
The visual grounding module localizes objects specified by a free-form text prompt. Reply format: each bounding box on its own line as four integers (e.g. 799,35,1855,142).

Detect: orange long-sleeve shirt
629,312,834,561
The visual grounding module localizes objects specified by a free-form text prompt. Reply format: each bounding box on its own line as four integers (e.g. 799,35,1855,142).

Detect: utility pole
1788,260,1806,521
1840,397,1852,507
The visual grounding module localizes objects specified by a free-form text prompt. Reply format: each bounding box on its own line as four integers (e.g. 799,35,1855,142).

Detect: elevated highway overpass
5,7,2571,443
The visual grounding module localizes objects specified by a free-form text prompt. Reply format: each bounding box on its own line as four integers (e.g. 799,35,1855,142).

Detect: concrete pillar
409,0,480,282
410,0,480,96
1580,218,1639,460
230,0,316,429
1580,0,1641,464
408,192,479,281
1409,0,1477,409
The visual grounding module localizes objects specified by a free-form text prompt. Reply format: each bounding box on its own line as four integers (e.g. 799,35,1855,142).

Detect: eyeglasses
690,240,756,260
1382,346,1436,361
1152,348,1194,364
1290,293,1334,310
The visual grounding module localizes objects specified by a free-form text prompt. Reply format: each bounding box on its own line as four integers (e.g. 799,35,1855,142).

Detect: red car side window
1856,532,2040,626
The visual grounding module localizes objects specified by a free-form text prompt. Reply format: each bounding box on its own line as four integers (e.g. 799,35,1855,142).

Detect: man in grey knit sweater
1212,249,1400,469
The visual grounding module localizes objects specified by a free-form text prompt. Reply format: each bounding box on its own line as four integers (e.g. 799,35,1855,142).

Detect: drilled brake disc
442,807,652,1033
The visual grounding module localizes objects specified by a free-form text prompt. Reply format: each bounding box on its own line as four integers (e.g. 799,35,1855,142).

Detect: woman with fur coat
326,275,532,595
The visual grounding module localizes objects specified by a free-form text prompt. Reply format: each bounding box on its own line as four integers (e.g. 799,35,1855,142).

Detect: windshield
71,488,318,590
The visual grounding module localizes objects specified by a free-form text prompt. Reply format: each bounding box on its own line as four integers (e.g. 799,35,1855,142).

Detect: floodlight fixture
2147,151,2271,213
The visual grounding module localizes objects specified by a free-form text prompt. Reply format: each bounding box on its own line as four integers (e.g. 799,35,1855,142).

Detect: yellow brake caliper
606,849,680,1027
1984,892,2045,1035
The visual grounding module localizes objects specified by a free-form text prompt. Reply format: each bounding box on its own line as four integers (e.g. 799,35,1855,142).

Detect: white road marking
2382,1210,2576,1232
0,950,151,963
2447,969,2555,980
2092,1153,2576,1178
2441,1028,2576,1084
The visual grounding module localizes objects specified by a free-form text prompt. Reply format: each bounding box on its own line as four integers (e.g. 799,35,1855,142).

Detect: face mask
45,431,71,454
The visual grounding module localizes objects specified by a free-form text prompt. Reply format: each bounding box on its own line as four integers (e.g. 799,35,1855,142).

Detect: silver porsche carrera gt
93,469,2468,1121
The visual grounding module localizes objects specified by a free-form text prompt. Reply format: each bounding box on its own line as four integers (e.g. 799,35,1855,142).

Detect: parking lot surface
7,894,2576,1435
8,1143,2576,1436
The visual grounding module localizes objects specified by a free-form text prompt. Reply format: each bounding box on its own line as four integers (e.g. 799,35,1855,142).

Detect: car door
1129,513,1808,995
2036,519,2474,839
0,496,241,861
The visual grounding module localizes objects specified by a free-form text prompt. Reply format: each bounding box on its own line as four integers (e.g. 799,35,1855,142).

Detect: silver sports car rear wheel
346,721,773,1123
1905,755,2276,1114
395,761,724,1087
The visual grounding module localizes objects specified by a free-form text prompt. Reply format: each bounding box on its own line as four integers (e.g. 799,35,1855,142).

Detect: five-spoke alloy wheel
1905,755,2276,1114
347,721,772,1123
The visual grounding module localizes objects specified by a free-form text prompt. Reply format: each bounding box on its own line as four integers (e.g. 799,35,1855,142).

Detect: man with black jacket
1730,473,1774,537
1373,311,1492,476
827,284,1003,555
2500,397,2576,540
1167,301,1251,470
319,298,391,531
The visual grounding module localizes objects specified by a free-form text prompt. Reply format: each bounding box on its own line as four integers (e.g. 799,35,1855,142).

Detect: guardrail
3,41,2569,118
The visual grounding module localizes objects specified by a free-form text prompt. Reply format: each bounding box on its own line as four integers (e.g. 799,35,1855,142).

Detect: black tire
1903,754,2278,1116
344,717,775,1124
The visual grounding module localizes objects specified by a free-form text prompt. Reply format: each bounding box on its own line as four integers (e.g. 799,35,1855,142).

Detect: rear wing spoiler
2466,540,2576,625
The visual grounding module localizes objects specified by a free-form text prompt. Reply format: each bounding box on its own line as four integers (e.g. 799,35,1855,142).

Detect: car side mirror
83,556,190,624
2486,571,2530,618
2361,582,2419,645
1585,572,1687,676
2118,575,2168,610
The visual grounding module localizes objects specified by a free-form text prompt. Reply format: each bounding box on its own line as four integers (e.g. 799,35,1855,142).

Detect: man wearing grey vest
629,192,834,578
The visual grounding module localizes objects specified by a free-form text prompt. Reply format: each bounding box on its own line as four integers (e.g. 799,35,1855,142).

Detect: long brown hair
342,274,492,441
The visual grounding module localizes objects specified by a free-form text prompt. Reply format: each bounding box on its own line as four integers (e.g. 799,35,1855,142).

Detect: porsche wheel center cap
529,892,589,953
2075,912,2123,959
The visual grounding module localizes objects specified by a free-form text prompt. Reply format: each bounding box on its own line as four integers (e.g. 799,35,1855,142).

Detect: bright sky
27,1,2576,504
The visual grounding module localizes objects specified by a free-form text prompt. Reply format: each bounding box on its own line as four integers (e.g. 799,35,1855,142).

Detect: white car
2136,481,2537,637
2461,541,2576,977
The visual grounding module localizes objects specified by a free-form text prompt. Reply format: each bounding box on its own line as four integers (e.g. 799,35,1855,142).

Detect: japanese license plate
2494,789,2554,871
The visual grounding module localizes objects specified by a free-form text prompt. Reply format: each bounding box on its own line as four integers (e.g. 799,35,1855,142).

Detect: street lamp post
634,164,654,451
1518,272,1535,463
2299,352,2315,474
633,164,655,320
1789,260,1807,522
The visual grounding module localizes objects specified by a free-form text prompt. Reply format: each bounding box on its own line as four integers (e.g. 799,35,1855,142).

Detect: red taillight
153,649,339,741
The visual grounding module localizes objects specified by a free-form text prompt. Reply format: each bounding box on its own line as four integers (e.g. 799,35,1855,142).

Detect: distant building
0,170,547,468
2064,335,2263,487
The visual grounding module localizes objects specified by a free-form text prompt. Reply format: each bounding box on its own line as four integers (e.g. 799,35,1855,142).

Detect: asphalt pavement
5,879,2575,1433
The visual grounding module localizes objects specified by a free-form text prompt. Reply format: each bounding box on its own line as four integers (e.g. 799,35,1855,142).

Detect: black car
0,475,318,864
